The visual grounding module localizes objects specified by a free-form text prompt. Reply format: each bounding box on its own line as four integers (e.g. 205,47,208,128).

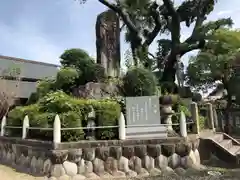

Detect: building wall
0,55,59,99
0,56,59,80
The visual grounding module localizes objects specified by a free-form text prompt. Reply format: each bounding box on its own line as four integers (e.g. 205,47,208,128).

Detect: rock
36,158,44,174
30,156,37,174
122,146,135,159
43,159,52,174
147,144,161,158
77,159,85,174
181,150,197,168
192,138,200,150
149,168,162,176
72,174,86,180
6,152,11,162
161,167,175,175
85,172,100,179
174,167,186,176
93,158,105,176
68,149,82,164
59,175,70,180
11,152,16,165
129,156,141,173
155,155,168,169
95,147,109,161
161,144,175,157
125,170,137,177
104,157,118,174
143,155,154,171
24,156,30,167
19,154,26,166
194,149,201,165
134,145,147,158
109,147,122,160
50,164,66,178
118,156,129,172
83,148,95,161
168,153,181,169
51,150,68,164
111,171,126,178
85,161,93,174
63,161,78,176
175,143,191,157
138,168,149,177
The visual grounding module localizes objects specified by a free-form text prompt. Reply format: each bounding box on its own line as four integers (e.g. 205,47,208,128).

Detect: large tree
80,0,232,83
186,28,240,93
186,28,240,132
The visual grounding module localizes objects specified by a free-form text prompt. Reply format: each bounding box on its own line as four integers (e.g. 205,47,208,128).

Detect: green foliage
90,99,121,140
60,48,94,67
36,79,56,99
60,48,106,85
122,67,157,96
199,115,207,130
186,28,240,91
55,67,80,93
7,91,121,141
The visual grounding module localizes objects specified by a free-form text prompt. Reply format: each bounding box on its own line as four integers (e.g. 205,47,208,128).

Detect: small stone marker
125,96,166,139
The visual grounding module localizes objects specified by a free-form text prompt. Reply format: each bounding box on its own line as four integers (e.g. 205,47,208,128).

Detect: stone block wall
0,136,201,180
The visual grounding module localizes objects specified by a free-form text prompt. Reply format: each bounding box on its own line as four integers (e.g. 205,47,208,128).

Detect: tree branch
144,2,162,46
185,0,214,43
162,0,180,45
180,40,206,56
98,0,138,35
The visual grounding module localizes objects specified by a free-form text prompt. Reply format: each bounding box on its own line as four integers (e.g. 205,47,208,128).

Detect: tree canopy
186,28,240,92
79,0,233,85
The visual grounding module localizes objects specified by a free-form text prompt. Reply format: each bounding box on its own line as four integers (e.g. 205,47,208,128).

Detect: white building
0,55,60,102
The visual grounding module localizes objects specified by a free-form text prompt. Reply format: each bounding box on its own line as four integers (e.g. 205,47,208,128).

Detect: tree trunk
130,42,139,66
161,54,177,83
224,86,232,134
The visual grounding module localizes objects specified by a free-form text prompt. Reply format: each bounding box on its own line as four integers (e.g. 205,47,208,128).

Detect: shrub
60,48,106,85
122,67,157,96
55,67,80,93
7,104,39,137
90,99,121,140
7,91,121,141
36,79,56,99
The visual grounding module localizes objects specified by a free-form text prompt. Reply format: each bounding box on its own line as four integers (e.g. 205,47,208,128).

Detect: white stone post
206,103,215,132
22,115,29,139
191,102,200,135
1,116,6,136
53,114,61,143
180,111,187,137
119,112,126,140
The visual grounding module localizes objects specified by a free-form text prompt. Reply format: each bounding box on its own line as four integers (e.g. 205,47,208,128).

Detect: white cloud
0,21,62,65
217,10,233,16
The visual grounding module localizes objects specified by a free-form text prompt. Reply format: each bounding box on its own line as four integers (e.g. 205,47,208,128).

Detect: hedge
7,91,121,141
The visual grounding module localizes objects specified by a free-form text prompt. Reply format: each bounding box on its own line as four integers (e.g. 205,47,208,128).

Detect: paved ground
0,165,45,180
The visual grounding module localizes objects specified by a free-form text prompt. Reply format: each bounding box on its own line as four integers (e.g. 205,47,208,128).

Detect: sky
0,0,240,67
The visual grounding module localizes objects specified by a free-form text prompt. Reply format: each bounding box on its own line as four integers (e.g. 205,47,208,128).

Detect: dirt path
0,165,46,180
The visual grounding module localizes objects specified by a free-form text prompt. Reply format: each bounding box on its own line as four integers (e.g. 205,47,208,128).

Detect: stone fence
0,135,201,179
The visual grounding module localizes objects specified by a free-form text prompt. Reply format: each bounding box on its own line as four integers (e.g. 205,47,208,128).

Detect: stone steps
219,139,232,150
229,145,240,155
201,132,240,166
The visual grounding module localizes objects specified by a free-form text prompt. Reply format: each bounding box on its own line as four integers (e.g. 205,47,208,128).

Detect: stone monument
96,9,121,77
125,96,167,139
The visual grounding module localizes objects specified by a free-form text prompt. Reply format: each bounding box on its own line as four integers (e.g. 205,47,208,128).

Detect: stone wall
0,136,201,179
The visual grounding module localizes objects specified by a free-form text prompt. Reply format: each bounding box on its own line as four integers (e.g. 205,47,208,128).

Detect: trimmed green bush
55,67,80,93
7,91,121,141
122,67,157,96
